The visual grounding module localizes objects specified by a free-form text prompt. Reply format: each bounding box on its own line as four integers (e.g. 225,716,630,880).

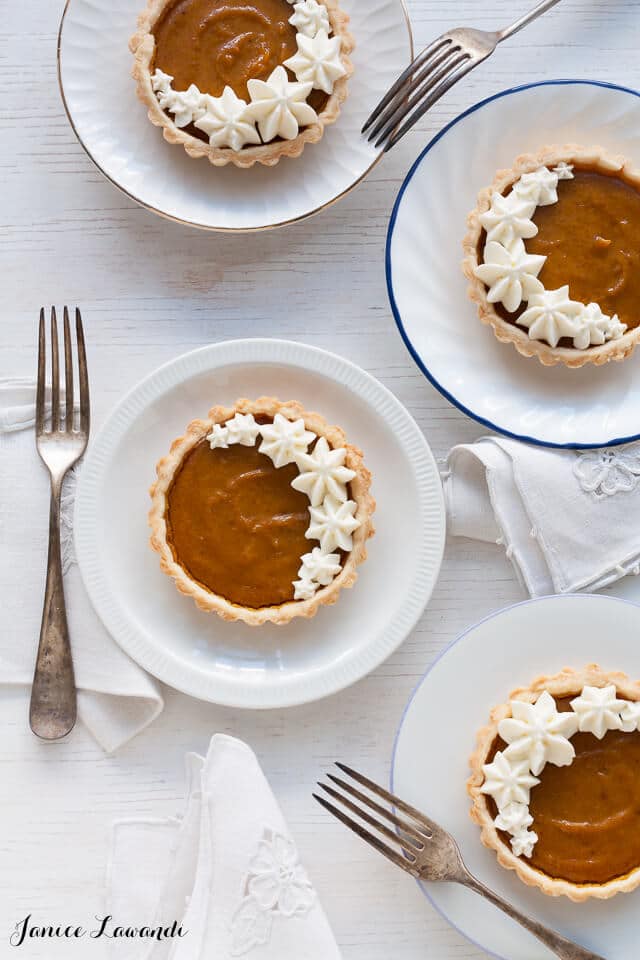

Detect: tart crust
462,144,640,368
149,397,375,625
130,0,354,168
468,664,640,901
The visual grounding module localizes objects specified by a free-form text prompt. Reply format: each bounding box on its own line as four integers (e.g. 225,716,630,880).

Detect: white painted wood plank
1,0,638,956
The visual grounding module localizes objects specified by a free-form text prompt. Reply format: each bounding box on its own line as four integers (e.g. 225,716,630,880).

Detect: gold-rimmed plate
58,0,412,232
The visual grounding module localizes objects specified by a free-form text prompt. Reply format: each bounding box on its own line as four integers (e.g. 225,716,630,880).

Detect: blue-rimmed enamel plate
387,80,640,449
392,594,640,960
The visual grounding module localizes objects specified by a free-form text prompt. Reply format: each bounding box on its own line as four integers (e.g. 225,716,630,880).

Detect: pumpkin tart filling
149,398,374,625
469,666,640,900
463,146,640,367
153,0,300,101
166,437,317,608
152,0,329,137
485,701,640,886
527,170,640,332
130,0,353,166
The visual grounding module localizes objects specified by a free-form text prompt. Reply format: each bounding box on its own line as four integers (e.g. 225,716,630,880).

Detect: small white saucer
392,594,640,960
387,80,640,448
57,0,412,231
74,339,445,709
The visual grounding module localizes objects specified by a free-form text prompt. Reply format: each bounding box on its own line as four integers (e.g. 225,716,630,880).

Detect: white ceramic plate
74,339,445,708
392,594,640,960
387,80,640,449
57,0,412,232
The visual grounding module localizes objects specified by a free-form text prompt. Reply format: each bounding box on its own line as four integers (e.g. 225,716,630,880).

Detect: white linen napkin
443,436,640,597
0,378,163,751
108,734,341,960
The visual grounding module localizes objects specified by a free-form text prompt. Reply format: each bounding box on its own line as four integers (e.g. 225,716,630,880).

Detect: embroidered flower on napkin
444,436,640,596
231,829,315,956
574,447,640,498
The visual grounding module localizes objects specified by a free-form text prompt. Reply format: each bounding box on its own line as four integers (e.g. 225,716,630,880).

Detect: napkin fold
444,436,640,597
108,735,341,960
0,378,163,751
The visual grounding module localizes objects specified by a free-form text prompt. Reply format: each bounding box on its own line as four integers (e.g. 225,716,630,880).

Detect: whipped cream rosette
289,0,330,36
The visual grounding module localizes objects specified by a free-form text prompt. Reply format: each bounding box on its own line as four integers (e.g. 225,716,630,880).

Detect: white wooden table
2,0,639,956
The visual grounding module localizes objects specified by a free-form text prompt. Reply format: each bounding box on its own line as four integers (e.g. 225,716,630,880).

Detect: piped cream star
474,239,546,313
620,700,640,733
493,800,538,860
572,303,626,350
289,0,330,37
151,69,174,100
553,162,574,181
306,496,360,552
499,691,578,775
293,578,317,601
225,412,261,446
511,829,538,859
518,286,585,349
480,752,539,809
259,414,315,468
284,29,346,95
194,87,261,151
245,66,317,142
207,423,229,449
570,685,626,739
298,546,341,586
291,437,356,505
479,192,538,247
494,802,533,835
513,166,559,206
165,84,206,127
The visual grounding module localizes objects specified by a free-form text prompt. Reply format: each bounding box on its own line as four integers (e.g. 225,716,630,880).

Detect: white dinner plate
387,80,640,449
74,339,445,708
392,594,640,960
57,0,412,232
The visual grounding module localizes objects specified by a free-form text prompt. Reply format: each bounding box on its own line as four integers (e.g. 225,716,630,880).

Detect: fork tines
37,306,89,435
313,762,432,877
362,33,475,152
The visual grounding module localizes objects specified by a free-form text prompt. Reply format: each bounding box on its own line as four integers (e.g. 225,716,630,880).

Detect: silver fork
363,0,563,152
315,763,606,960
31,307,90,741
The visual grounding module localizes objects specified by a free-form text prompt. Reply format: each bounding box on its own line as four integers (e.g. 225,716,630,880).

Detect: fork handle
30,477,77,740
499,0,563,41
461,873,606,960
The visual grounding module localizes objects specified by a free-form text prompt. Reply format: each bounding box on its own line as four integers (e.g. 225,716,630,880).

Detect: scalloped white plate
392,594,640,960
57,0,412,231
74,339,445,708
387,80,640,449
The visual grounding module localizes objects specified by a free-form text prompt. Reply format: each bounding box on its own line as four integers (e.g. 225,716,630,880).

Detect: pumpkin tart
468,665,640,900
149,397,374,624
130,0,353,166
463,145,640,367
